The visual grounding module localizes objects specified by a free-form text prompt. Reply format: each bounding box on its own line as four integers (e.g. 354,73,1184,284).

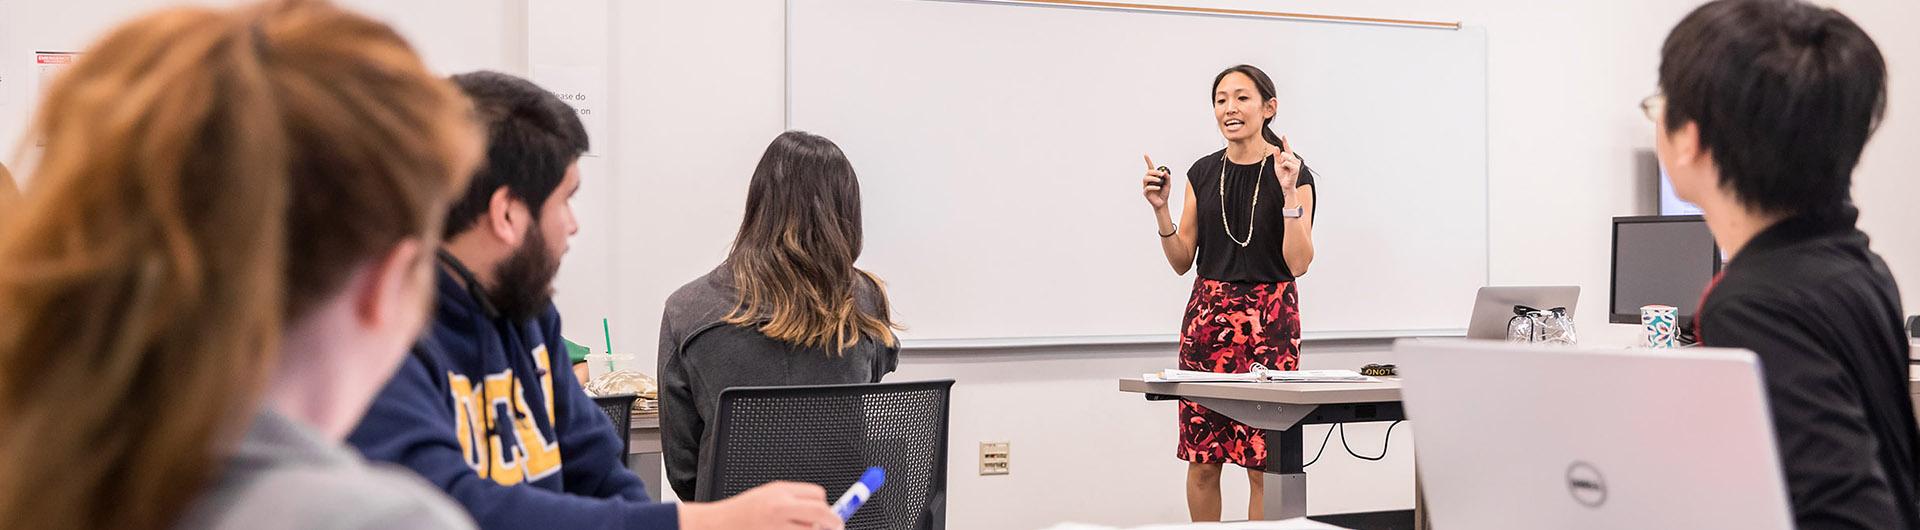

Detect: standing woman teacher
1141,64,1316,522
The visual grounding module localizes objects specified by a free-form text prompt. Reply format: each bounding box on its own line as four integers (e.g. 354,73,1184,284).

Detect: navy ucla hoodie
348,262,678,529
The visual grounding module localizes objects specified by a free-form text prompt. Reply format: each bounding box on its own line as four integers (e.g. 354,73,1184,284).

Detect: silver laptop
1395,340,1791,530
1466,286,1580,340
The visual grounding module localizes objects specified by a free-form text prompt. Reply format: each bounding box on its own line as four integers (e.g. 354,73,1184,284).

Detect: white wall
0,0,529,164
1841,0,1920,300
5,1,1918,529
0,0,185,156
0,0,621,367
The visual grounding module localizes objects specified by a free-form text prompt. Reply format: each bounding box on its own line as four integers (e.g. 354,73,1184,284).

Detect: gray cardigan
178,410,474,530
657,267,900,500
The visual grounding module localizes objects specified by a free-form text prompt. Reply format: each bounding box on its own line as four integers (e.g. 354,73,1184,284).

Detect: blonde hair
0,1,475,528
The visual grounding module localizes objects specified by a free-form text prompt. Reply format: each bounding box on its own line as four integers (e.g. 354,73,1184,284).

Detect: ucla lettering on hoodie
346,265,678,529
445,344,563,485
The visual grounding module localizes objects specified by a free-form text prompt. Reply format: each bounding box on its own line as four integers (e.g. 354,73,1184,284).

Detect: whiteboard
788,0,1488,346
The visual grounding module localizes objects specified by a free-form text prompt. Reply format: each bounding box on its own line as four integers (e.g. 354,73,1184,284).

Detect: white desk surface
1125,369,1914,403
1117,377,1402,405
1040,518,1347,530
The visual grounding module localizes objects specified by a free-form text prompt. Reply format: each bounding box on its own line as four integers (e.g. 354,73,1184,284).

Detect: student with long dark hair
0,1,483,528
1139,64,1317,522
658,130,902,500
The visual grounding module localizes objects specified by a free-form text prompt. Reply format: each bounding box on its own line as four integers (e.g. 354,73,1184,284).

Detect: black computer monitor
1610,215,1722,324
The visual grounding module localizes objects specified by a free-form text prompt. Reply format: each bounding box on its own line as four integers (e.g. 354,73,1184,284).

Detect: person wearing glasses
1646,1,1917,527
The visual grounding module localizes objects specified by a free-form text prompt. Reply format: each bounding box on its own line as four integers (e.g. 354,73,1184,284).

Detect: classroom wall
0,0,529,163
4,1,1917,529
0,0,613,361
608,1,1920,528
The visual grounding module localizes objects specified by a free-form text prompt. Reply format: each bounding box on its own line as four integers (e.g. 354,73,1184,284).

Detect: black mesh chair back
696,380,952,530
591,393,636,465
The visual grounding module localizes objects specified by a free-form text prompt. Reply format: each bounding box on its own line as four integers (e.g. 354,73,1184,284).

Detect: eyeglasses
1639,92,1667,123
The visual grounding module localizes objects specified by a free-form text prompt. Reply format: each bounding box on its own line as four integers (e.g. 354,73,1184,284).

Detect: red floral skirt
1175,277,1301,468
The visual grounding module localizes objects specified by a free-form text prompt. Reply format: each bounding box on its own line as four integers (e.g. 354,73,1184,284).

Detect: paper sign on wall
532,63,605,157
30,52,79,146
36,51,78,94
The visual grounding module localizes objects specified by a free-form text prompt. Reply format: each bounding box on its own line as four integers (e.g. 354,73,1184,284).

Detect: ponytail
1261,123,1283,149
0,2,474,528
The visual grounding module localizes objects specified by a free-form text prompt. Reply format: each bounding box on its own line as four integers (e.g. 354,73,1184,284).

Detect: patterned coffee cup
1642,305,1679,348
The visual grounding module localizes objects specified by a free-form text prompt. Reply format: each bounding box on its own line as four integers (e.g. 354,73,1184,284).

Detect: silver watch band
1281,206,1304,218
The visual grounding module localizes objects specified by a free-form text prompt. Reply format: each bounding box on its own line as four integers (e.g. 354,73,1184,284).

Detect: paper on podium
1039,518,1349,530
1142,369,1378,384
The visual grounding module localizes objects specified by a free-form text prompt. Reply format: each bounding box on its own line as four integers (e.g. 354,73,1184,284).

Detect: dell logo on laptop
1567,461,1608,508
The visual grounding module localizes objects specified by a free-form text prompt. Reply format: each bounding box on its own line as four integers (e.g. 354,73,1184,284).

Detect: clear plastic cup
584,352,636,382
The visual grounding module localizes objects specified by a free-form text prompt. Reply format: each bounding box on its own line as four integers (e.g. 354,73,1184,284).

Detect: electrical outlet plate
979,442,1010,475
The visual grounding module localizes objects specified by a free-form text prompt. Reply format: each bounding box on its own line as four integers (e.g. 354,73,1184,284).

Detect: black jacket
1698,208,1919,529
655,267,900,500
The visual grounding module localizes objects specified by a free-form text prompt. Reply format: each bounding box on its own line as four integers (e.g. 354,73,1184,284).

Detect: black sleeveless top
1186,149,1317,284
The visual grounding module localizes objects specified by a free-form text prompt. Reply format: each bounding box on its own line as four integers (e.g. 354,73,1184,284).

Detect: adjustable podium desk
1118,378,1406,522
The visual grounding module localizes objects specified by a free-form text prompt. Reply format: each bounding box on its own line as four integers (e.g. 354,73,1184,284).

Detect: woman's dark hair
1212,64,1285,147
725,131,898,353
1659,0,1885,219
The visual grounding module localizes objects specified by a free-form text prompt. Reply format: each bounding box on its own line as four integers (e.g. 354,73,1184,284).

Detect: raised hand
1142,153,1172,210
1272,136,1301,201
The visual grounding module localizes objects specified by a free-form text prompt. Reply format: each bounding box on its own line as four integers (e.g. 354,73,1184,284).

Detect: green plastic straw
602,318,615,373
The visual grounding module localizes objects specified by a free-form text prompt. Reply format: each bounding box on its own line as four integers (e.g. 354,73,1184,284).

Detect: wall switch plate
979,442,1010,475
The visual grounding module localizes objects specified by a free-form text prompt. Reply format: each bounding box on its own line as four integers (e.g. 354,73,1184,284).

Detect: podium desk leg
1261,428,1307,520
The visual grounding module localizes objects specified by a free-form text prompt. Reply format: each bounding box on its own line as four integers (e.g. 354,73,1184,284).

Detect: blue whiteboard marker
830,467,887,520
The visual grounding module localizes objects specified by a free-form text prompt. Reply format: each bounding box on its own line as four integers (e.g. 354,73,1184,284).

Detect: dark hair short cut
443,70,588,238
1659,0,1885,219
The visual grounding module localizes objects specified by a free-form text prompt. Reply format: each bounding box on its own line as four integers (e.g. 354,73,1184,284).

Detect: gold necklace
1219,151,1265,247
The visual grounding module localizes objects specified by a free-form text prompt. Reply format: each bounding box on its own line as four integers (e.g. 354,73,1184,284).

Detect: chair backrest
590,393,636,465
696,380,953,530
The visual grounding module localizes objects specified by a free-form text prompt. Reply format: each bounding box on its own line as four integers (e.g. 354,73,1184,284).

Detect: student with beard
347,71,841,530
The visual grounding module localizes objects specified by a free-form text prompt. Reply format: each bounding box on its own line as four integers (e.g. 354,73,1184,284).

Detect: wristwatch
1281,206,1304,218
